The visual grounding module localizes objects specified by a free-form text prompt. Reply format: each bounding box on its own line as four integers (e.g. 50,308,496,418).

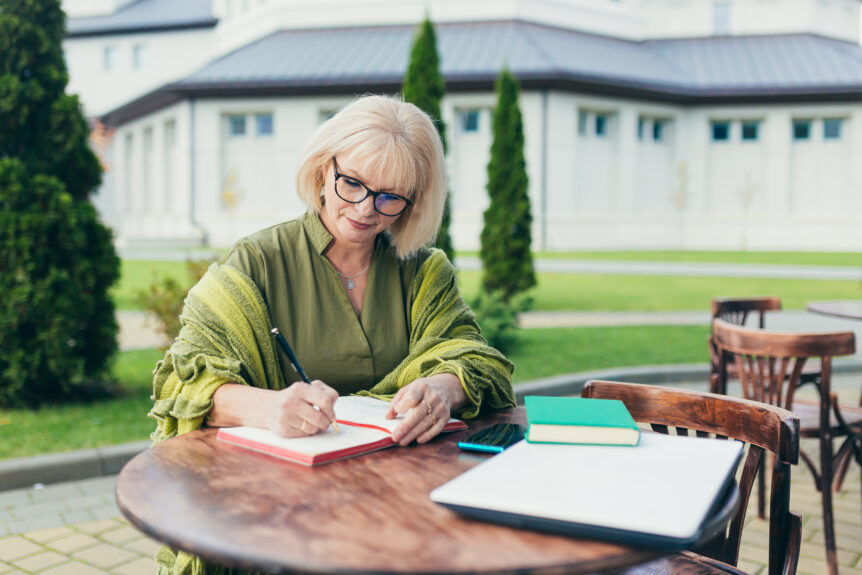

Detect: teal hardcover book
525,396,640,446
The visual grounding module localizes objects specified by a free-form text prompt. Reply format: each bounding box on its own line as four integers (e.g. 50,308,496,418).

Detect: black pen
270,327,339,432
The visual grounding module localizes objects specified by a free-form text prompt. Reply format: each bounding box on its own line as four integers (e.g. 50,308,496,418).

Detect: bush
470,290,532,354
0,158,120,407
136,259,217,348
480,68,536,301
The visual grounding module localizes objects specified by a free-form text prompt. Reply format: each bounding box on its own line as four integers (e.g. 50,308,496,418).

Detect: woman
149,95,515,574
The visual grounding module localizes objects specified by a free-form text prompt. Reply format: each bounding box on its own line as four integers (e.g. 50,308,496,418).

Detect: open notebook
217,396,467,466
431,432,743,549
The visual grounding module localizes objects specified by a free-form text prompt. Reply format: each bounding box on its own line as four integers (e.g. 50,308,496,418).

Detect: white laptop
431,432,743,549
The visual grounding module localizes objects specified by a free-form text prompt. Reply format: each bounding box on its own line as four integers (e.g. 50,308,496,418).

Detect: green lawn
0,325,712,458
9,249,862,458
457,271,862,311
0,349,162,459
115,259,862,312
458,250,862,267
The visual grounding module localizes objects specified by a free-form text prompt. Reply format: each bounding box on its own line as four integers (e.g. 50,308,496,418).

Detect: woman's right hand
266,380,339,437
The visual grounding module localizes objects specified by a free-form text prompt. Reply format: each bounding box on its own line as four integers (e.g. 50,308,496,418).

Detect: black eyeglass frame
331,157,413,217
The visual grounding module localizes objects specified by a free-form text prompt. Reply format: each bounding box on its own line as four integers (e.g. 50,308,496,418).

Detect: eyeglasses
331,157,412,217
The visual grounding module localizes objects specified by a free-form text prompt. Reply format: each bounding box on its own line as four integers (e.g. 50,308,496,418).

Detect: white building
64,0,862,251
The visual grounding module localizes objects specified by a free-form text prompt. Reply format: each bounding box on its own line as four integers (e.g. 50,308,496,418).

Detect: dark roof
67,0,217,37
103,20,862,126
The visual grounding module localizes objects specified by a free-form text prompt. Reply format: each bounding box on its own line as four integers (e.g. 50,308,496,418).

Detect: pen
270,327,339,432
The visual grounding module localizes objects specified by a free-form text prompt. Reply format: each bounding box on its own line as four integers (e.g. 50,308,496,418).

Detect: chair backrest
709,297,783,382
712,318,855,410
582,379,800,575
712,297,782,328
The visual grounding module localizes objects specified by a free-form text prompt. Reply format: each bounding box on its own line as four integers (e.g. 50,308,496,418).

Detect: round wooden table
116,408,667,574
807,300,862,321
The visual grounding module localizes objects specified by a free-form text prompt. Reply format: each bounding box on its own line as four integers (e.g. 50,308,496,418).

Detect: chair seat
793,399,862,437
610,551,746,575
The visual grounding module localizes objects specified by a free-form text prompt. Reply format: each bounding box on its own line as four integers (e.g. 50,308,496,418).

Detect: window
578,111,588,136
711,121,730,141
256,113,273,136
595,114,608,137
713,1,731,35
103,45,118,71
741,121,759,141
823,118,842,140
637,117,645,141
653,120,664,142
133,44,149,70
228,115,246,137
793,120,811,141
460,110,480,133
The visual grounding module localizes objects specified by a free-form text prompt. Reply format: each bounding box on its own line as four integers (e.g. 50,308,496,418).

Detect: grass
112,260,190,310
457,271,862,311
1,325,711,457
0,349,162,459
508,325,709,383
458,250,862,267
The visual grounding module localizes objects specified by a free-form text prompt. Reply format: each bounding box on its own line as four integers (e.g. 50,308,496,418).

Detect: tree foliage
480,68,536,301
402,17,454,261
0,0,119,407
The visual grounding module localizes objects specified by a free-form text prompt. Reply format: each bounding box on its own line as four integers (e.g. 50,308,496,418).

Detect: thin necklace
333,262,370,290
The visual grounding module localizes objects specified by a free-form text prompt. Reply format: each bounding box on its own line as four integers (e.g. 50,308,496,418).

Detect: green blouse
224,213,429,395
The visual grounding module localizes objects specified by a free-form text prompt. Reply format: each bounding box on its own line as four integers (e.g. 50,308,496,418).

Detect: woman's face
319,150,408,251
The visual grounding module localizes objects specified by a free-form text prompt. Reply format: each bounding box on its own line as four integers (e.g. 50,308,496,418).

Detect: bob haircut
296,95,447,259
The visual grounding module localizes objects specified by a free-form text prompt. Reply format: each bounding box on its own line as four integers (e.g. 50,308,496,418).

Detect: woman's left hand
385,373,467,446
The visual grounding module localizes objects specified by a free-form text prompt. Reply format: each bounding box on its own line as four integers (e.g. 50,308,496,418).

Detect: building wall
107,90,862,252
64,28,215,116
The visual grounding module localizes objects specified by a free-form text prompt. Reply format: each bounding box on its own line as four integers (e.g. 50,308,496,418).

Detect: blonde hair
296,95,447,259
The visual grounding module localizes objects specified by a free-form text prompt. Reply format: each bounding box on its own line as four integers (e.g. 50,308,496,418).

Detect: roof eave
66,18,218,39
100,75,862,127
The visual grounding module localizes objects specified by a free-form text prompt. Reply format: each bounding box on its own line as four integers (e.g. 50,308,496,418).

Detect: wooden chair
709,297,820,519
712,318,862,575
582,380,801,575
709,297,781,390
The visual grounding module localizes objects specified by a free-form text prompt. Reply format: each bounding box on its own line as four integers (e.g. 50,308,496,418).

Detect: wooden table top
807,300,862,321
116,408,665,574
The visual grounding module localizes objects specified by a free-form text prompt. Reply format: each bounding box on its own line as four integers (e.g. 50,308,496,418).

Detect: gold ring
423,400,432,417
300,420,308,433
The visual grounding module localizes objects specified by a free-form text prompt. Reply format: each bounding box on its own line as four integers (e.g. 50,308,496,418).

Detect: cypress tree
480,68,535,301
0,0,120,407
402,17,455,261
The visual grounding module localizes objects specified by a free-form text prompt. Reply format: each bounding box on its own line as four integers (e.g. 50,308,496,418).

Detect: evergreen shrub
0,159,120,407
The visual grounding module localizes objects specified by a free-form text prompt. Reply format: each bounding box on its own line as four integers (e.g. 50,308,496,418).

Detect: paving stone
41,560,110,575
111,556,159,575
89,503,121,520
736,559,763,574
12,550,67,571
10,501,67,520
61,510,93,524
4,514,64,535
47,533,100,554
75,518,125,536
100,526,144,545
66,494,115,512
29,484,84,503
73,542,138,569
0,536,42,562
76,477,118,495
22,525,76,544
0,492,29,510
123,536,160,557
